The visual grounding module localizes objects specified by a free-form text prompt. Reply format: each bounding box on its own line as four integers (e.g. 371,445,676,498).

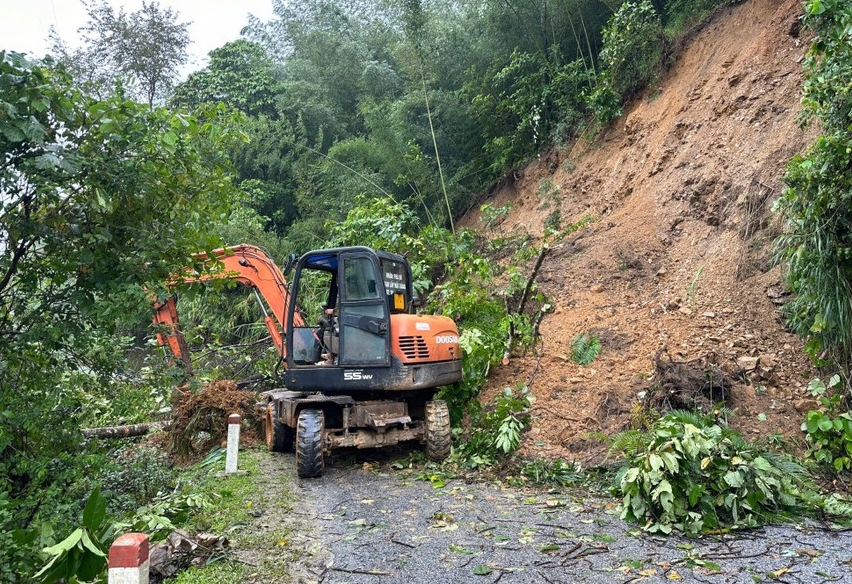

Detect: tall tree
50,1,190,106
0,51,238,577
171,40,282,116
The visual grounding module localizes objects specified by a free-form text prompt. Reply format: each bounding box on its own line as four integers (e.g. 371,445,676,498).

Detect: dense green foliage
172,0,606,247
0,51,238,580
801,376,852,471
612,411,851,535
598,0,663,99
34,488,111,584
162,0,737,252
454,385,534,466
776,0,852,378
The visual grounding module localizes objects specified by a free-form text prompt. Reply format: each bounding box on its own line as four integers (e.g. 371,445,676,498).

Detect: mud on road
243,449,852,584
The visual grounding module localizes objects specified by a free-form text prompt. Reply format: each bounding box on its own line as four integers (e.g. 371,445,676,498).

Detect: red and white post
225,413,241,474
108,533,149,584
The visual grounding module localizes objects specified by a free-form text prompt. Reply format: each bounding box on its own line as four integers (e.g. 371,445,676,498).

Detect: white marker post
108,533,149,584
225,413,241,474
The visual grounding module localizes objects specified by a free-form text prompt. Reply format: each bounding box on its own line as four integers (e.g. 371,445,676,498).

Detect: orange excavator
153,244,462,477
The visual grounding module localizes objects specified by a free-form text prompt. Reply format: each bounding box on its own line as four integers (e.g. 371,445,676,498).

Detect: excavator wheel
424,400,451,461
296,409,325,478
265,403,294,453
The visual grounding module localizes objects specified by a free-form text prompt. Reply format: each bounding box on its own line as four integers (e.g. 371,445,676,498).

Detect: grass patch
177,450,266,534
166,449,298,582
167,562,254,584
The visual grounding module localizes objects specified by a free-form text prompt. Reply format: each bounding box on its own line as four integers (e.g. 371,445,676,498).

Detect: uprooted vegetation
610,410,852,535
168,381,263,460
648,347,732,411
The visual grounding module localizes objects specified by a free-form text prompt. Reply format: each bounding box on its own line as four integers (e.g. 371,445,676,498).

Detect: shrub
775,0,852,375
663,0,734,35
101,447,176,515
584,80,623,128
571,333,601,366
454,385,533,467
611,410,843,535
801,376,852,471
598,0,664,100
34,487,112,584
466,53,592,176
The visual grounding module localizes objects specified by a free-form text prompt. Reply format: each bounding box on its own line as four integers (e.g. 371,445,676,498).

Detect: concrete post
225,413,241,474
108,533,149,584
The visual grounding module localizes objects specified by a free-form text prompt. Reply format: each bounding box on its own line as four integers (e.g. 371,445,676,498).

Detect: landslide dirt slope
461,0,816,463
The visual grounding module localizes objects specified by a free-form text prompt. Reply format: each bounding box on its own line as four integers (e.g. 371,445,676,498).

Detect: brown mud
460,0,817,464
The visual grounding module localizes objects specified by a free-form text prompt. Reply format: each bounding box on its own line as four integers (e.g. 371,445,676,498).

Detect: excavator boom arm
152,244,304,367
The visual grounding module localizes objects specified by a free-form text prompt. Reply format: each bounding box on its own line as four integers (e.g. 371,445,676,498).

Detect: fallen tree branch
81,420,170,439
517,243,549,317
503,243,550,364
330,567,394,577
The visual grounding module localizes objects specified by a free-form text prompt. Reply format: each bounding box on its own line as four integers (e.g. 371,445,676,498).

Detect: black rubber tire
296,409,325,478
265,403,294,453
425,400,451,461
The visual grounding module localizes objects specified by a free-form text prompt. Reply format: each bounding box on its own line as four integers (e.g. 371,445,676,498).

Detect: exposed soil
460,0,818,464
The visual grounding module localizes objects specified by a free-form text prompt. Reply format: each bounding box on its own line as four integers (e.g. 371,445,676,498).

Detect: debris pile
168,380,262,459
150,530,229,583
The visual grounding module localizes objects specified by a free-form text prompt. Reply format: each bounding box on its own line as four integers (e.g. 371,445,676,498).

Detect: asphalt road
273,451,852,584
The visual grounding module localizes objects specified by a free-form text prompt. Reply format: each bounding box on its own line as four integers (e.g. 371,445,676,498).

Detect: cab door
338,253,390,366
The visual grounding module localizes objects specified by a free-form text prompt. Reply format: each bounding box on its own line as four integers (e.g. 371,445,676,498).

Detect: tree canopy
49,1,190,106
0,51,239,578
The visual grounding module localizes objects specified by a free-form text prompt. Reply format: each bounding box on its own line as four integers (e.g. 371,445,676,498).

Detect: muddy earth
237,450,852,584
459,0,820,463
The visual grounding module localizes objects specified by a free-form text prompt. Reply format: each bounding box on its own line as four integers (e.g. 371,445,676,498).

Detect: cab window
343,257,380,301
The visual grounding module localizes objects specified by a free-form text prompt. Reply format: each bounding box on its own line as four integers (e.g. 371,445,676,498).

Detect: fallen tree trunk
81,420,170,439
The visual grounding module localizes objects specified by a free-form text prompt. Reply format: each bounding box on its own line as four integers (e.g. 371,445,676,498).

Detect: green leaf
688,484,703,507
42,528,84,555
752,457,773,473
473,565,493,575
82,486,106,531
449,543,475,555
76,545,107,581
651,479,673,500
806,413,822,434
80,529,106,557
724,470,744,488
696,559,721,572
808,378,827,396
33,555,70,584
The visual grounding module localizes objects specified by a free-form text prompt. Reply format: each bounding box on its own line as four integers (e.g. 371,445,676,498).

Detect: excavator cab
286,247,410,377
